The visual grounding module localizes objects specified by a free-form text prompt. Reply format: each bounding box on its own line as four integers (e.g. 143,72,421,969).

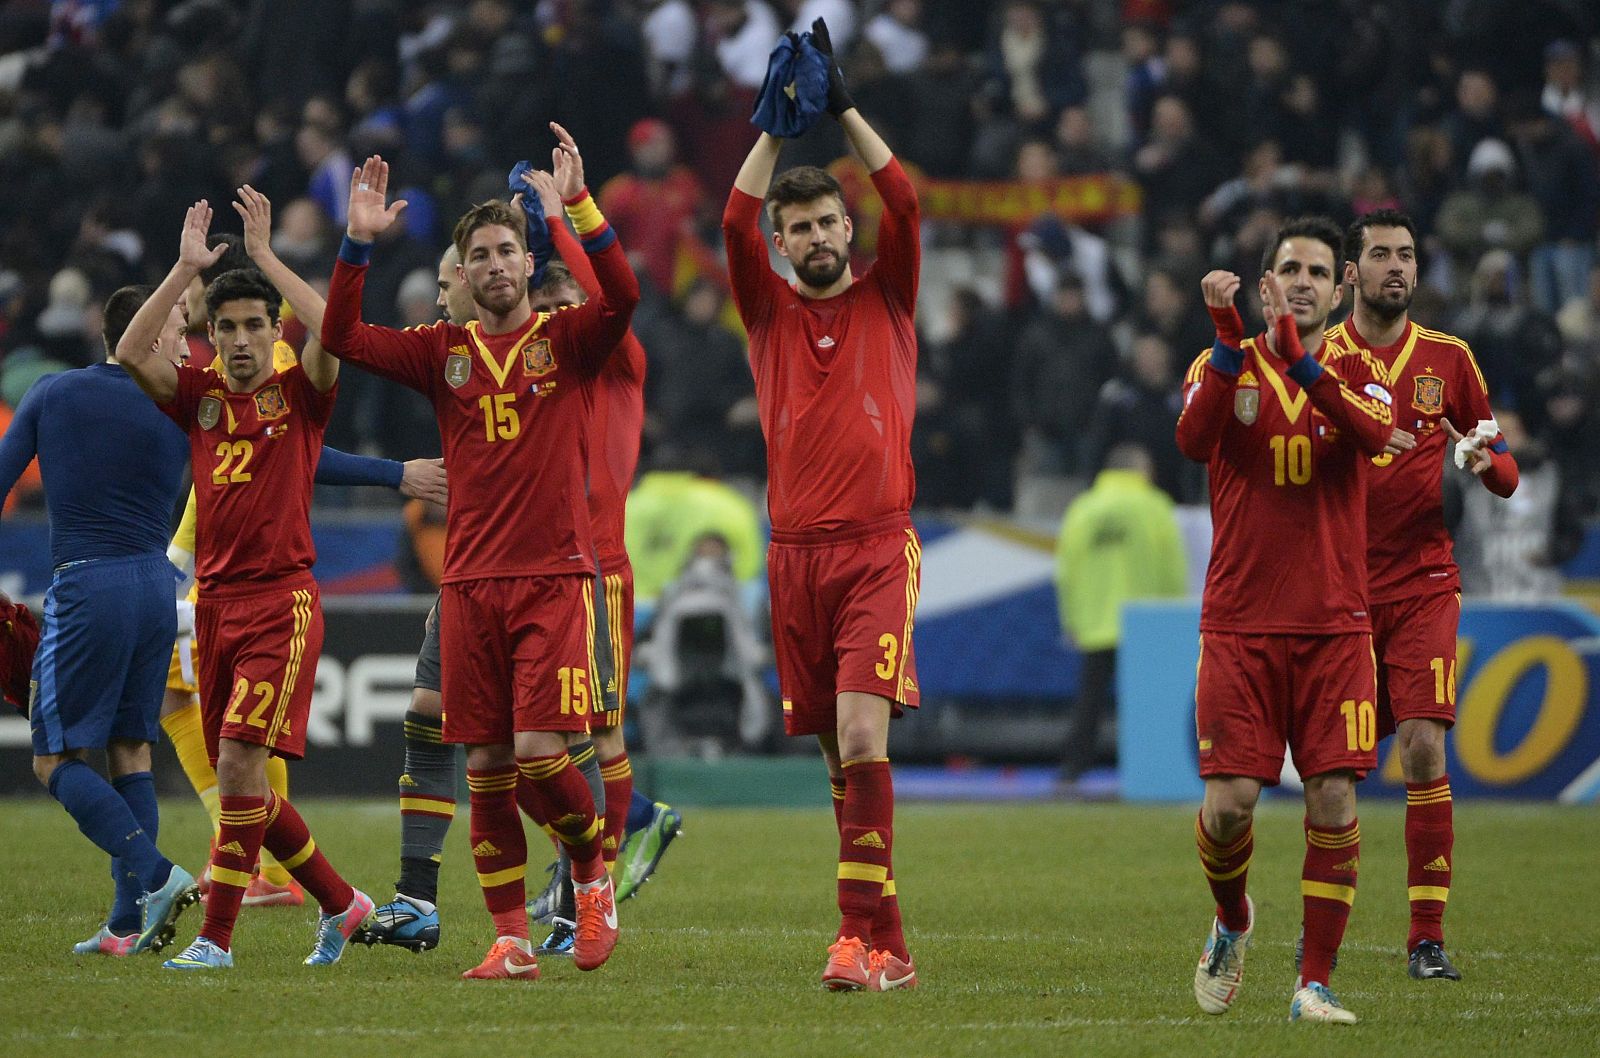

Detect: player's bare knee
513,730,567,760
1397,720,1447,782
410,686,443,719
214,741,269,796
467,742,515,771
32,752,69,787
591,724,624,757
1302,772,1357,827
106,738,152,777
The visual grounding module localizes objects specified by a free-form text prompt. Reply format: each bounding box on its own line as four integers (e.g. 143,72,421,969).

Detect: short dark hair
204,268,281,323
765,165,846,229
1344,208,1418,265
533,261,582,305
102,284,156,355
452,200,527,262
1261,215,1345,275
200,233,249,286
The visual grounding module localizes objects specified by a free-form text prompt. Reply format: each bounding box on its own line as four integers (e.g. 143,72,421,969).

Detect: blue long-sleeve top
1,365,402,568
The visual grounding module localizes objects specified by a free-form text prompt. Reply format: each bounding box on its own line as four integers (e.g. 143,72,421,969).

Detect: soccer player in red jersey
118,199,375,970
723,30,921,992
1177,216,1417,1024
1324,209,1519,981
320,132,639,981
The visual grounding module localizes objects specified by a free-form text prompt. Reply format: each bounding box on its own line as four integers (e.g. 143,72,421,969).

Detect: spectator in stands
925,286,1017,509
1132,95,1225,247
33,267,94,368
1122,20,1165,143
1556,264,1600,361
641,0,697,99
1435,139,1544,285
599,119,707,298
706,0,779,90
1134,267,1211,366
1011,272,1114,481
1449,409,1578,600
1053,442,1186,789
650,279,756,476
984,0,1086,132
1506,91,1600,314
1053,104,1115,175
1081,331,1197,503
864,0,929,75
1541,39,1599,154
1536,363,1600,524
1444,69,1503,180
1450,250,1563,421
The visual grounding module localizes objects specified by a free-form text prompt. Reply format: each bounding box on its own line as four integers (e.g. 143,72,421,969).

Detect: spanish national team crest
1234,388,1259,425
522,338,556,377
254,384,288,420
1412,374,1445,415
445,353,472,389
197,395,222,431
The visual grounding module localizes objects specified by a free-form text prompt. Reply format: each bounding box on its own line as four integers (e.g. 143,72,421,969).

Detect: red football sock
872,870,909,961
1301,817,1360,986
260,792,354,914
599,751,633,868
202,794,266,951
837,758,893,945
1196,812,1253,933
518,754,604,883
829,774,846,831
467,766,528,941
1405,775,1453,950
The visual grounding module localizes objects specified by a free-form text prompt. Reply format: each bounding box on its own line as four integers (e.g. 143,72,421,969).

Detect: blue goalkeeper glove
507,160,553,286
750,30,829,137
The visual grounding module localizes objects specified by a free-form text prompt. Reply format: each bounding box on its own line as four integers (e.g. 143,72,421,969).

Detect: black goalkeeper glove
811,17,854,117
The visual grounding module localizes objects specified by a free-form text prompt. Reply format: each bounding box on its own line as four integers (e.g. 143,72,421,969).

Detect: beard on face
793,245,850,289
471,274,526,314
1358,270,1413,322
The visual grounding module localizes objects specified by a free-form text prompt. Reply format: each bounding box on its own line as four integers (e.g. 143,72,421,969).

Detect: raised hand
520,168,564,217
1441,417,1489,474
232,184,275,261
1200,270,1242,309
346,154,408,243
178,201,226,274
550,122,585,200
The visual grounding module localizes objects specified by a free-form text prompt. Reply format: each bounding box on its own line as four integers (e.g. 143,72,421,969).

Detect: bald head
437,245,475,325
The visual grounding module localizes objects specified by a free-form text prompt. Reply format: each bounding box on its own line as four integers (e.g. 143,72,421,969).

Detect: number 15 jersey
322,239,639,583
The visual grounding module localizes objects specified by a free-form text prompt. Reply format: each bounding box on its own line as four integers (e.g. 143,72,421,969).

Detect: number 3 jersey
321,240,638,584
1176,335,1393,635
160,363,335,591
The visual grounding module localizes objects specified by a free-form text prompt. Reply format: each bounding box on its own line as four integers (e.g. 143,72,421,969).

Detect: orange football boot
822,936,871,991
462,939,540,980
573,876,619,971
867,950,918,991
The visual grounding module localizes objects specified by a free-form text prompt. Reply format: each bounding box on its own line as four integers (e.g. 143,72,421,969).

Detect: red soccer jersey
1324,319,1517,603
321,238,638,583
722,158,921,534
547,211,645,572
1176,336,1395,634
159,363,335,591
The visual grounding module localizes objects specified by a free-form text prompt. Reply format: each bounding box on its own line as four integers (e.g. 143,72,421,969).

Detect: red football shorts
1195,631,1378,784
768,516,922,738
195,575,323,763
592,564,633,730
1372,591,1461,739
438,574,597,744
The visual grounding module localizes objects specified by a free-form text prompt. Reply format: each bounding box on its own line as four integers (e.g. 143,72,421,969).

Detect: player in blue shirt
0,284,202,956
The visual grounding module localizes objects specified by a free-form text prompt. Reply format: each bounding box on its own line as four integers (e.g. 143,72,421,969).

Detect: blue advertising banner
1120,600,1600,802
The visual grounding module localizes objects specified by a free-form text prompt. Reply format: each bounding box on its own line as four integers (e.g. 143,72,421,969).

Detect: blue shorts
30,553,176,756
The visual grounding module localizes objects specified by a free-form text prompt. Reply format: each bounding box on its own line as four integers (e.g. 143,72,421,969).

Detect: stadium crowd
0,0,1597,541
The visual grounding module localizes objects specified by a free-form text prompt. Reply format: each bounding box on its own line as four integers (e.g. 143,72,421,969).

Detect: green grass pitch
1,797,1596,1057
